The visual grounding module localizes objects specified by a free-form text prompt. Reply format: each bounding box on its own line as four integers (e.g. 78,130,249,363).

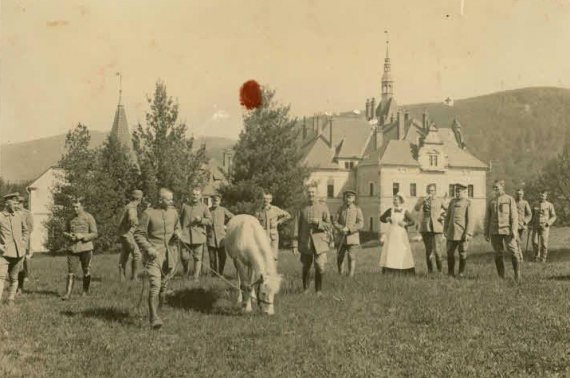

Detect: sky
1,0,569,144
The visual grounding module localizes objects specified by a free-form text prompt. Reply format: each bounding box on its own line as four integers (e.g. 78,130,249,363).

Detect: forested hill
406,87,570,189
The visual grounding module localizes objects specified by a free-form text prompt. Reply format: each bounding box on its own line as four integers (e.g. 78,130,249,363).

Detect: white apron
379,208,415,270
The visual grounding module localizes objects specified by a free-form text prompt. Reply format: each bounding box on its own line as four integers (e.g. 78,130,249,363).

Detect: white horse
224,214,282,315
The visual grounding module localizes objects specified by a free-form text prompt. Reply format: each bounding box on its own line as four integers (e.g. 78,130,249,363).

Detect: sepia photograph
1,0,570,376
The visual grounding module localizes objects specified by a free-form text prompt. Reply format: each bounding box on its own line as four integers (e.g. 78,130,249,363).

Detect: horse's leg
235,259,252,312
233,258,243,304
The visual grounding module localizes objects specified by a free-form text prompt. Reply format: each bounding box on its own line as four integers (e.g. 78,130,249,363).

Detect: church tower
375,35,398,124
111,73,137,162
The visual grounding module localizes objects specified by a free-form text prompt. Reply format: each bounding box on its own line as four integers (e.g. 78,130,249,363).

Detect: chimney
329,117,333,148
422,111,428,131
374,125,383,151
404,110,409,122
371,98,376,119
365,99,370,120
397,111,404,140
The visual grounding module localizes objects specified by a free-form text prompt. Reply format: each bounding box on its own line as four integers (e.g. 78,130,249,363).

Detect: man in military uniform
530,190,557,263
16,194,34,294
332,190,363,277
180,188,212,281
414,184,447,273
207,194,234,276
514,188,532,259
255,192,291,262
0,193,30,304
484,180,521,281
61,198,98,300
444,183,474,278
134,188,181,329
292,186,331,295
118,189,144,282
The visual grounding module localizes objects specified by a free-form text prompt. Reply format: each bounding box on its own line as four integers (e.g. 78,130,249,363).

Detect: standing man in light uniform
256,192,291,262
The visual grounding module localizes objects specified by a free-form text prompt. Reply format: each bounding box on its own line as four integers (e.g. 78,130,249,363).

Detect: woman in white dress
379,193,416,274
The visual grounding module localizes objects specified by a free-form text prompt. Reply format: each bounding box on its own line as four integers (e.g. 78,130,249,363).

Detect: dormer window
429,154,438,167
344,161,355,170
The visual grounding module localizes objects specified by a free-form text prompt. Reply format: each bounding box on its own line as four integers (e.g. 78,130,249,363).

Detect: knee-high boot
447,254,455,277
458,258,467,277
315,271,323,293
495,257,505,278
148,294,163,329
131,260,140,282
512,258,521,282
302,266,311,291
61,274,74,301
17,270,25,294
82,275,91,296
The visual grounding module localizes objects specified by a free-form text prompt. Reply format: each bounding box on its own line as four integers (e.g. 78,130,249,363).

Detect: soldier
255,192,291,261
0,193,30,304
514,188,532,259
61,198,98,300
530,190,557,263
117,189,144,282
332,189,363,277
444,183,474,278
291,186,332,295
16,194,34,294
179,188,212,281
207,194,234,276
134,188,181,329
414,184,447,273
484,180,521,281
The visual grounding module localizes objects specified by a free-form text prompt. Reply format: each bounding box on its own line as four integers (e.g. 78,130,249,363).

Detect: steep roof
111,105,136,161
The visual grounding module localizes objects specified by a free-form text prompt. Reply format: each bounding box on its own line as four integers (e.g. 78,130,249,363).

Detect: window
327,184,334,198
369,182,374,196
410,183,417,197
429,154,438,167
449,184,455,197
369,217,374,232
344,161,354,170
393,182,400,195
468,185,474,198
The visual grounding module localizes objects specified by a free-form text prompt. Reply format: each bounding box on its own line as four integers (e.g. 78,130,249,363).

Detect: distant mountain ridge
0,132,235,183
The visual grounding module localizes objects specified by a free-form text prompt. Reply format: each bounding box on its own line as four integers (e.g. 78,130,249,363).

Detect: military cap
3,192,20,200
131,189,144,200
211,193,222,199
343,189,357,196
455,182,468,190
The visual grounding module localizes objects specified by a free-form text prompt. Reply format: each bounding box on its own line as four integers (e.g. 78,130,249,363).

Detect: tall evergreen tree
220,88,309,220
133,81,209,205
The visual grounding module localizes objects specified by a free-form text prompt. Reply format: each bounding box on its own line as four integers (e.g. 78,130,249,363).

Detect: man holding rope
134,188,181,329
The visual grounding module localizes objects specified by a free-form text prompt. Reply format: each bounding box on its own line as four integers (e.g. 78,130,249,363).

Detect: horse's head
257,273,282,315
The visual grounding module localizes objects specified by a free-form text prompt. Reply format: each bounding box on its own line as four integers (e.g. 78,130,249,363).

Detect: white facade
27,167,64,252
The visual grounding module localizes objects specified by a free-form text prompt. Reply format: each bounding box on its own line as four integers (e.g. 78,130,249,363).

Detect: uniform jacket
0,209,30,258
484,194,518,237
530,201,556,230
134,206,181,269
65,211,98,253
292,202,331,255
333,204,364,245
444,197,474,241
515,199,532,230
414,196,446,233
379,208,415,229
180,202,212,245
18,209,34,250
118,201,140,236
207,206,234,248
255,205,291,241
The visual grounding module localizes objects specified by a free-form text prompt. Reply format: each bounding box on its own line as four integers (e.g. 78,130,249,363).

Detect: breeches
532,228,549,254
421,232,441,259
119,233,142,266
67,251,93,276
490,235,521,261
446,240,469,259
145,259,174,296
337,244,359,262
301,252,327,274
181,244,205,262
0,256,23,299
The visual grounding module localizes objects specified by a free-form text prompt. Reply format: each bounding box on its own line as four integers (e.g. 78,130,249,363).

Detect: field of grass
2,228,570,377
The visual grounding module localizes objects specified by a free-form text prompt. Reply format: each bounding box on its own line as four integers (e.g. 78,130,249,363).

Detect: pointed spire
381,31,393,101
116,72,123,106
111,74,136,163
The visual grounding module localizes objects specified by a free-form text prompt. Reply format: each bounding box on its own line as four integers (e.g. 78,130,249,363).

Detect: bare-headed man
180,188,212,281
256,192,291,262
118,189,144,281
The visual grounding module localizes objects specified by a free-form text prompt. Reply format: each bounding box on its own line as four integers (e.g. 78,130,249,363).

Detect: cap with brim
455,183,468,189
132,190,144,199
3,192,20,200
343,190,357,196
211,193,221,199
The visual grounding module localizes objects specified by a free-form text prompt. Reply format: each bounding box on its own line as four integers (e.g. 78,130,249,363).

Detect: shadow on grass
61,307,137,325
30,289,61,297
548,275,570,281
167,287,241,316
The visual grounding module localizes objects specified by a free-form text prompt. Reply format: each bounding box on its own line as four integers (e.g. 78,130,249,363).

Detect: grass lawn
2,228,570,377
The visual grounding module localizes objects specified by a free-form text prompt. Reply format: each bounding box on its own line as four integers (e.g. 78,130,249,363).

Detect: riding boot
148,294,163,329
302,266,311,292
119,265,127,282
435,256,443,273
218,251,226,276
447,254,455,277
17,271,25,294
494,257,505,279
192,261,202,281
337,255,344,275
458,258,467,278
426,255,433,273
61,274,74,301
315,271,323,293
182,259,190,278
512,258,521,282
82,275,91,296
131,260,140,282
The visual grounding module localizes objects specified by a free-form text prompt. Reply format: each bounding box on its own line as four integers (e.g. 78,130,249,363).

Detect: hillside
405,87,570,189
0,132,235,183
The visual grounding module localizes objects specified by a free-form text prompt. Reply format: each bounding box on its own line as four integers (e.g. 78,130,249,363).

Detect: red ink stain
239,80,262,110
